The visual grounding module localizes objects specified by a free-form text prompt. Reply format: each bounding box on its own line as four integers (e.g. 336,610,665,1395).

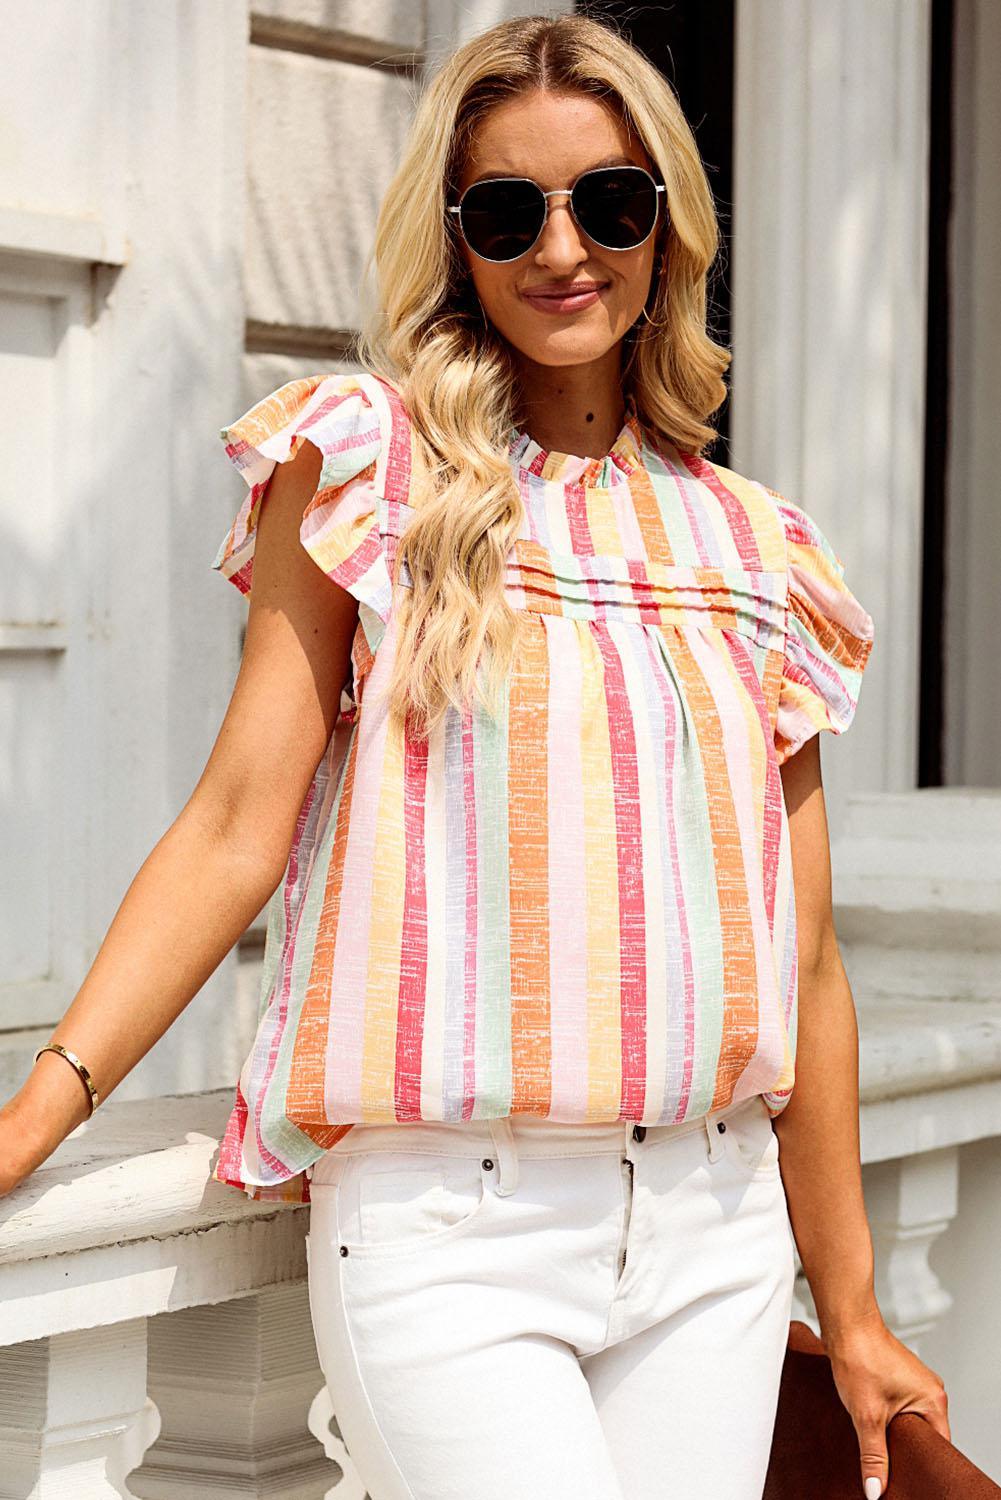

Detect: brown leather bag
764,1321,1001,1499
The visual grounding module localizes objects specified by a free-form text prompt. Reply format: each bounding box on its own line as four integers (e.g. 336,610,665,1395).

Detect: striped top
210,370,875,1202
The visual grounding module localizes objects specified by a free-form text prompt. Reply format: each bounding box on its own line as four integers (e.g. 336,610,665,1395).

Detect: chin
504,324,621,367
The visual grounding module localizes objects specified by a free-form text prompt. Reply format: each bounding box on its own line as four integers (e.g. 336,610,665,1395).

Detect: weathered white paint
732,0,933,820
0,0,255,1106
245,47,420,335
832,789,1001,1002
254,0,425,52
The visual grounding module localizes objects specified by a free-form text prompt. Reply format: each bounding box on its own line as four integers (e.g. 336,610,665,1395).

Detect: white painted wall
0,0,251,1102
732,0,933,827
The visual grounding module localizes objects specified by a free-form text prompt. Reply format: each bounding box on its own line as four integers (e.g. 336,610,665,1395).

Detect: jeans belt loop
488,1117,519,1195
705,1110,726,1162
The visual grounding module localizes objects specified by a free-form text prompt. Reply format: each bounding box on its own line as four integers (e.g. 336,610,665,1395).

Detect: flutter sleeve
212,370,403,651
772,493,875,766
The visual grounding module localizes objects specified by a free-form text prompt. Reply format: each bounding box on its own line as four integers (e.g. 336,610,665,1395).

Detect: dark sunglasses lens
459,179,546,261
573,168,659,249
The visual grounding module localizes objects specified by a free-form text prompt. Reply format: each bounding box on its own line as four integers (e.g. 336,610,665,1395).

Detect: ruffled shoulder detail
770,490,875,765
211,370,414,649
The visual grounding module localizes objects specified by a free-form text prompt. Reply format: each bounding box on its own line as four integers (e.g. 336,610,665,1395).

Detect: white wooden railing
0,1087,355,1499
1,789,999,1496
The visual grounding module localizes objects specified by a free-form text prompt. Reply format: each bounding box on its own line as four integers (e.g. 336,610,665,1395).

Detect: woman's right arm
0,439,361,1195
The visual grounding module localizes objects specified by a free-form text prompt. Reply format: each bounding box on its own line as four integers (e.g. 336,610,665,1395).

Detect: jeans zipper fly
618,1156,634,1277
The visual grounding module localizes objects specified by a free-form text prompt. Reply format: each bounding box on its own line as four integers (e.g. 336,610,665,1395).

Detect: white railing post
0,1319,159,1498
130,1285,333,1498
864,1147,959,1352
308,1385,369,1500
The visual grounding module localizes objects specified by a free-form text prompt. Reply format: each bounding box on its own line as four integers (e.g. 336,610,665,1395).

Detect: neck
513,346,627,459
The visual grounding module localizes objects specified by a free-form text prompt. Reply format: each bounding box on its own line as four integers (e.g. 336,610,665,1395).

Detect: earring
638,255,668,329
638,295,668,330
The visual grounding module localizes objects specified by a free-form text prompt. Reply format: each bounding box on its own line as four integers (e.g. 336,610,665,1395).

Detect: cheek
469,264,519,321
623,246,656,301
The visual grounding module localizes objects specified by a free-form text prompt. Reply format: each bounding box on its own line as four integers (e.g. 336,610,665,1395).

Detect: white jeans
305,1093,797,1500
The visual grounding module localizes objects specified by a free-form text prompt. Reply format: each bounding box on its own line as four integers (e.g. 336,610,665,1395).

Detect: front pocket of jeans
337,1153,491,1258
723,1098,782,1181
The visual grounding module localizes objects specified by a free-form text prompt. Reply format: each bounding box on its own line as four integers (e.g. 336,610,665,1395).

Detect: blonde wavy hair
353,11,729,741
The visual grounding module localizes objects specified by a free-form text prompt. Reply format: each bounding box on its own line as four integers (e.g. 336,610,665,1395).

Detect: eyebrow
467,153,637,187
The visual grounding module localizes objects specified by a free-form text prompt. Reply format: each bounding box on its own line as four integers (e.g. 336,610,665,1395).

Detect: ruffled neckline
508,403,643,486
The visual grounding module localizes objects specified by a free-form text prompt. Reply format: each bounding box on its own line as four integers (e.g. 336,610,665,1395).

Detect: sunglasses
448,164,667,263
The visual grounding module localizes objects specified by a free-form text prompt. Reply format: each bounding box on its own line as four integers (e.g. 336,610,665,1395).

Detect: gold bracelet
33,1043,100,1117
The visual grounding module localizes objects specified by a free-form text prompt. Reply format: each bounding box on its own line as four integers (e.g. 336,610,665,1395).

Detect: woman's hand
824,1308,950,1498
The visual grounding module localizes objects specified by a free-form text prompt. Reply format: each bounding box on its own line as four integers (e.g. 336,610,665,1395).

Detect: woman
1,13,948,1500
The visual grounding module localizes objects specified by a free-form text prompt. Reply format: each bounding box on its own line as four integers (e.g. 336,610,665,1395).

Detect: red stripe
462,707,479,1118
592,624,647,1120
678,452,763,567
395,727,430,1119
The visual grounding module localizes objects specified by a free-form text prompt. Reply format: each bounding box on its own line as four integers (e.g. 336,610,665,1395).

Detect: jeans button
632,1125,646,1142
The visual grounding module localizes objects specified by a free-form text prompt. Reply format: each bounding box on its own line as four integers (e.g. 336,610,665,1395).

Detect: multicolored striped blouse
210,370,874,1202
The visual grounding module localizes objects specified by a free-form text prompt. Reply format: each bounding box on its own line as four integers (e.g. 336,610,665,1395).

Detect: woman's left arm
774,736,950,1500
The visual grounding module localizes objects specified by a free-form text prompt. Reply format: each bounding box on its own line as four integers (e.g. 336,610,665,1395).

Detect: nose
533,192,588,272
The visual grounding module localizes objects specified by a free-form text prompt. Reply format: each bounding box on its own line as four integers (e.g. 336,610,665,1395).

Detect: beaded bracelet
33,1043,100,1117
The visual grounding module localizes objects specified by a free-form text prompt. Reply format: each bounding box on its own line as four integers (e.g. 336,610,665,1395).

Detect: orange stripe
227,375,327,450
670,631,760,1105
630,457,675,565
789,587,872,667
285,727,361,1136
507,617,552,1114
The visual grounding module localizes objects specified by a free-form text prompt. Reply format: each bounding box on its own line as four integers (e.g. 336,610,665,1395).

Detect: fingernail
864,1479,882,1499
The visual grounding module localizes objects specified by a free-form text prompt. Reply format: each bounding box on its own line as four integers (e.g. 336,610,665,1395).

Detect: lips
523,282,608,298
520,282,609,314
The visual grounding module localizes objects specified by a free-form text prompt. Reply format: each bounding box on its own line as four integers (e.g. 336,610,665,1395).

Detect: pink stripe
625,557,664,624
227,556,254,595
593,625,647,1121
322,517,384,597
686,628,783,1093
395,718,430,1120
678,452,763,566
324,644,395,1118
251,779,317,1176
372,376,415,503
297,385,379,451
641,631,696,1119
545,617,589,1116
564,478,598,558
789,556,873,639
461,707,479,1119
518,466,544,546
783,652,857,726
215,1082,251,1185
610,483,647,556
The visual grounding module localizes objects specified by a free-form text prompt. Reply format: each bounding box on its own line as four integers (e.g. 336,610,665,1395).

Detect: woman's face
453,90,661,372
